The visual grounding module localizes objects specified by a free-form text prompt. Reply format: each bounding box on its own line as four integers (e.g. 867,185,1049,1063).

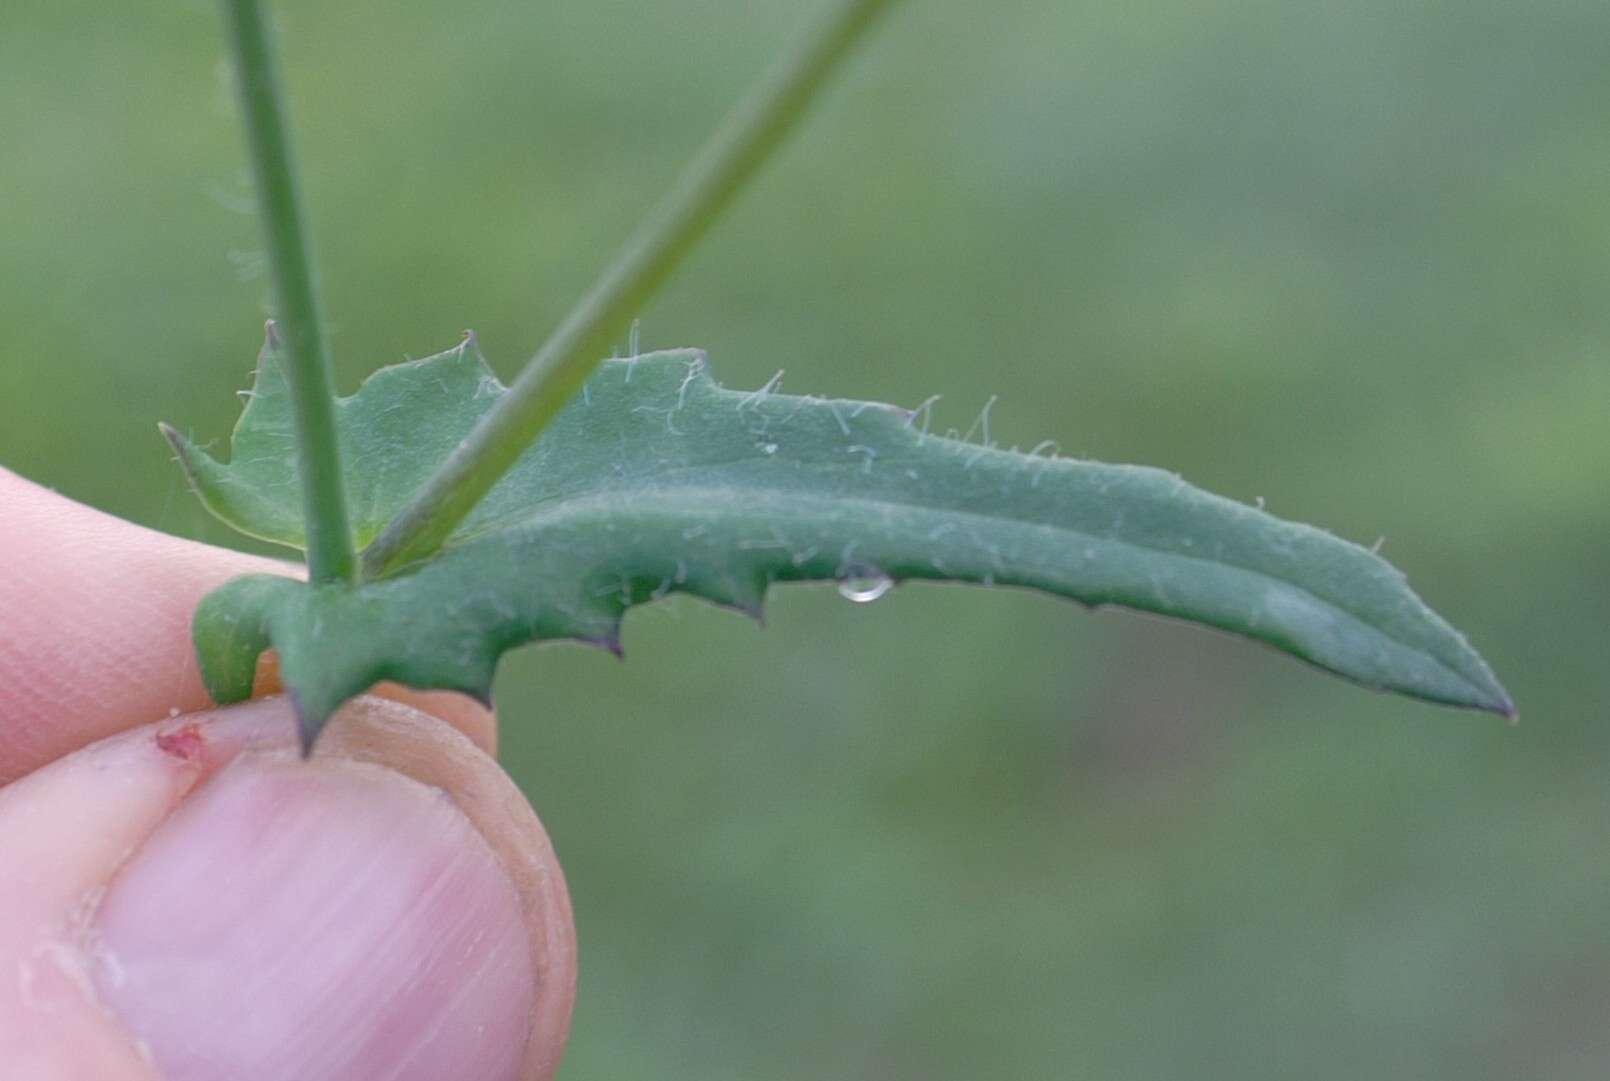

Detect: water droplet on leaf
837,566,893,603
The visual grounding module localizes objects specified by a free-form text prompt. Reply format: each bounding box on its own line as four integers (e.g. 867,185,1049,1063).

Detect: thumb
0,695,575,1081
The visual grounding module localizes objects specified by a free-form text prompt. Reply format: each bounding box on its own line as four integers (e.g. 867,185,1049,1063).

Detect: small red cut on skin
154,723,205,763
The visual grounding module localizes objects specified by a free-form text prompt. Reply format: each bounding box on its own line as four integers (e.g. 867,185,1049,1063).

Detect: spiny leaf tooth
288,678,369,758
157,421,202,480
280,648,385,758
290,690,320,759
250,320,287,388
433,328,495,380
456,331,507,393
348,329,503,399
677,563,768,622
735,574,769,624
158,420,256,538
591,629,625,659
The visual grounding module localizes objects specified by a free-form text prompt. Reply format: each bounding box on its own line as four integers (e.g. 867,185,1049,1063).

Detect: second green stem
361,0,899,578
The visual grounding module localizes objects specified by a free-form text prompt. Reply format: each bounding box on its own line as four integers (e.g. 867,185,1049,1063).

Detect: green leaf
164,333,1512,750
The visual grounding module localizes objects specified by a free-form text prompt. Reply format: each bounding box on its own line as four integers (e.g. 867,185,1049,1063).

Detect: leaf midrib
431,480,1477,696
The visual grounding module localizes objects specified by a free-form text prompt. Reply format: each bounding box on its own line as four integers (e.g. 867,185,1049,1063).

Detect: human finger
0,466,495,781
0,694,575,1081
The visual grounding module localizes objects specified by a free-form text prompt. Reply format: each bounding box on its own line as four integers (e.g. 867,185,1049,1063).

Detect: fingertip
390,686,498,756
97,735,534,1079
0,468,292,780
0,469,499,776
0,696,573,1081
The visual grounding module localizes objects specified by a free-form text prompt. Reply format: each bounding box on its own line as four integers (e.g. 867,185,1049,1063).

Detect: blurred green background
3,0,1606,1076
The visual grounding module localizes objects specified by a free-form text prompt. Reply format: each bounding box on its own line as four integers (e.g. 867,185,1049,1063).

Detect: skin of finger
0,702,250,1079
0,695,575,1080
0,467,494,783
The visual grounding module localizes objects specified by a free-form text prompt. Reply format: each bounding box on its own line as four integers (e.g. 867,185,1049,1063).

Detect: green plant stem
360,0,900,578
222,0,355,584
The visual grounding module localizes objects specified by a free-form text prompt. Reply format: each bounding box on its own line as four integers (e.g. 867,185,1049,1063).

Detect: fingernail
91,749,536,1081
